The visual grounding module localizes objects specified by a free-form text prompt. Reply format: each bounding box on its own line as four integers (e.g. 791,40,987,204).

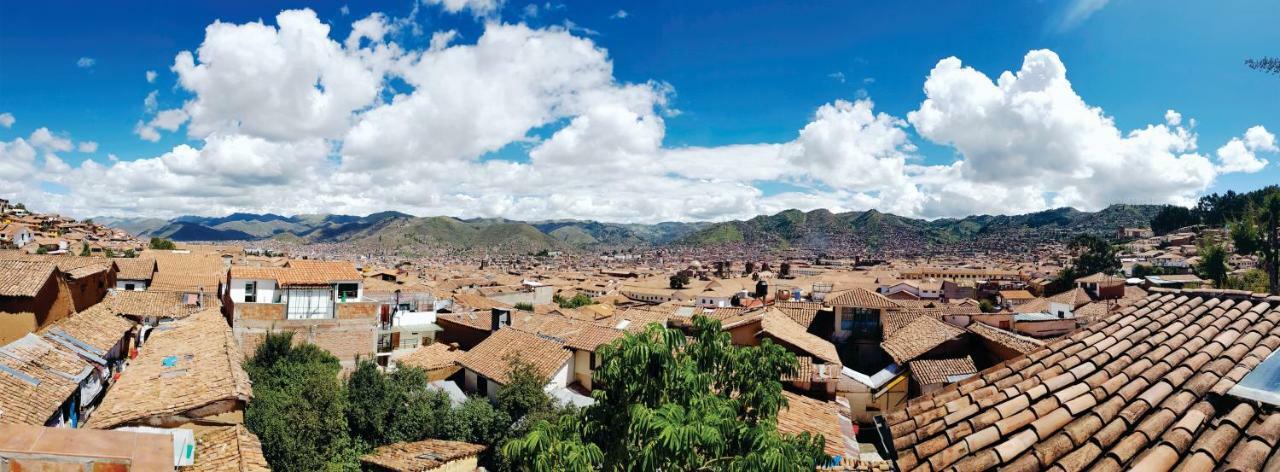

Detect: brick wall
336,301,378,319
235,318,377,368
236,303,287,321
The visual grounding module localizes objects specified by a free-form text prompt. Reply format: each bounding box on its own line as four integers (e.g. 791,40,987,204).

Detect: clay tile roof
38,303,133,354
149,271,222,293
0,334,91,425
86,308,252,429
397,343,464,372
778,391,847,459
826,288,899,309
114,257,157,281
908,356,978,385
360,439,487,472
104,290,207,319
450,292,512,311
455,327,571,385
0,260,56,297
879,316,965,365
563,324,625,352
188,424,271,472
774,301,825,329
759,309,840,365
1047,287,1094,308
883,289,1280,472
967,321,1045,354
277,260,361,286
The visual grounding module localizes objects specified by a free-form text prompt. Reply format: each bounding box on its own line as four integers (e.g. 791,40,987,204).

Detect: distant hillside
677,204,1164,251
101,204,1161,254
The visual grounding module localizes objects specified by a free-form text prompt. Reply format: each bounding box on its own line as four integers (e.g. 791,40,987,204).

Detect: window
124,283,135,291
336,283,359,302
476,376,488,395
244,282,257,303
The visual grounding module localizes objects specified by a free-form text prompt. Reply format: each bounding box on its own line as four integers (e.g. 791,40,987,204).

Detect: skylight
1228,350,1280,407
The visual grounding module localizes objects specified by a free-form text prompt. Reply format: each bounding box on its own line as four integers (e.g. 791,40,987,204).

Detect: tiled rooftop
360,439,486,471
188,424,271,472
880,316,966,365
0,260,56,297
86,308,252,429
455,327,571,385
882,289,1280,471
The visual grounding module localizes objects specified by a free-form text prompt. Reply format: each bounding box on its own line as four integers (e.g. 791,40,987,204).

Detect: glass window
337,283,359,302
244,282,257,303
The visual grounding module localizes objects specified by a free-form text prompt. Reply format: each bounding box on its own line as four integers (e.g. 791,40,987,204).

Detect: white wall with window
229,278,279,304
115,279,148,291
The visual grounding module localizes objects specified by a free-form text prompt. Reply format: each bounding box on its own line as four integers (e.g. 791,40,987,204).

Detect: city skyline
1,0,1278,222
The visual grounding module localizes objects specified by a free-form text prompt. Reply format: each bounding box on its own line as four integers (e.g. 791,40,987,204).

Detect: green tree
514,302,534,311
1150,205,1198,235
79,242,90,256
555,293,595,309
502,316,828,471
345,360,457,446
668,273,690,289
1231,190,1280,294
149,237,176,250
1050,234,1120,293
1227,269,1271,293
123,248,135,258
1196,242,1230,288
35,246,47,255
244,332,359,472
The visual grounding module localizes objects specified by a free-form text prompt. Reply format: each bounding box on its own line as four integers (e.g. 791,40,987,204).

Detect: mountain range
94,204,1163,253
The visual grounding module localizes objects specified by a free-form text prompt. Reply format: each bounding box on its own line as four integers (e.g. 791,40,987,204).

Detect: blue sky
0,1,1277,221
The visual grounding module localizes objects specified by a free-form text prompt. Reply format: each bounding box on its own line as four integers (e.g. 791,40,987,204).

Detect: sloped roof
967,321,1046,355
360,439,487,471
879,316,965,365
1047,286,1094,308
38,303,133,354
104,289,207,319
826,288,899,309
774,301,825,329
0,334,90,425
909,356,978,385
86,308,252,429
148,271,222,293
113,257,157,281
188,424,271,472
398,342,464,372
884,290,1280,471
759,309,839,365
778,391,847,460
455,328,571,385
0,260,56,297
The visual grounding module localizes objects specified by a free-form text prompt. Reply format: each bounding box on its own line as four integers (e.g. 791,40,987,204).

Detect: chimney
490,308,511,331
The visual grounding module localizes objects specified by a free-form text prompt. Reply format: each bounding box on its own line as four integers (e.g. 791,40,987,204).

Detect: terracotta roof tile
881,289,1280,471
880,316,965,365
777,391,847,460
455,327,570,385
360,439,486,471
759,308,839,365
0,260,56,297
189,424,271,472
910,356,978,385
968,321,1046,354
825,288,899,309
86,308,252,429
397,343,464,372
0,334,90,425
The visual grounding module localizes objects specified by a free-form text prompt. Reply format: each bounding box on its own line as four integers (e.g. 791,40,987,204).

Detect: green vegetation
148,237,176,250
1049,234,1120,294
1226,269,1271,293
1131,264,1176,279
1196,241,1230,288
554,293,595,309
668,272,690,289
244,333,355,472
244,333,565,471
514,302,535,312
79,242,90,256
1230,190,1280,294
502,316,828,471
35,246,47,254
1150,205,1198,235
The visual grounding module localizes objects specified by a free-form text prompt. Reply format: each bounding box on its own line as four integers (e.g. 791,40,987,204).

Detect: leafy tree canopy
502,316,828,471
149,237,176,250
